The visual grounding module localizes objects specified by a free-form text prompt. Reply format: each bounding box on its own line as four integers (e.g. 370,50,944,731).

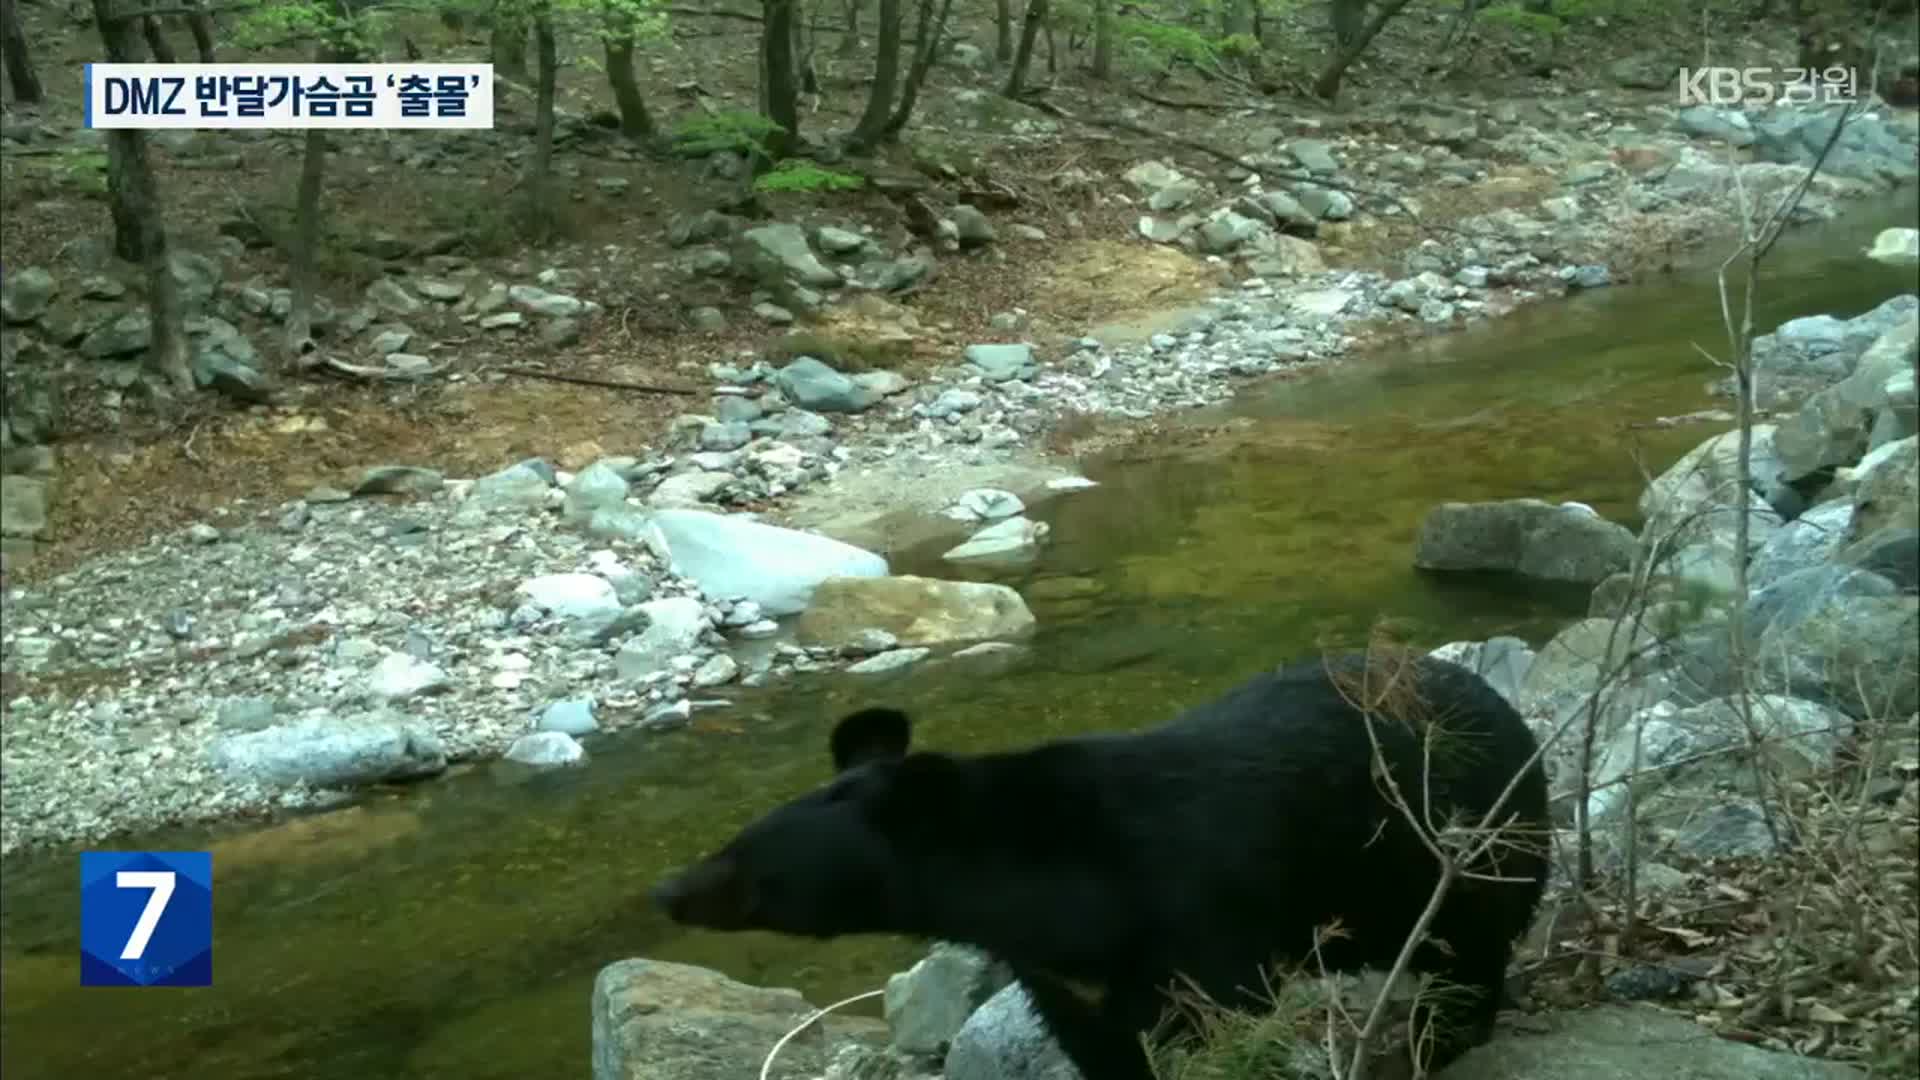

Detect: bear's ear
831,707,911,772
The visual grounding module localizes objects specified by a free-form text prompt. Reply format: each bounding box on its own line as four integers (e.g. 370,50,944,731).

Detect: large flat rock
1448,1004,1864,1080
591,959,885,1080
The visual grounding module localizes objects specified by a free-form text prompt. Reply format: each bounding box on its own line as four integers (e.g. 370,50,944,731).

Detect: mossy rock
762,329,913,374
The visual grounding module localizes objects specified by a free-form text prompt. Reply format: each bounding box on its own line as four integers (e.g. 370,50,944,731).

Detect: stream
2,192,1914,1080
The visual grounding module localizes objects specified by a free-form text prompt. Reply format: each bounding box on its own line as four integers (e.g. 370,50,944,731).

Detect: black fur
651,653,1551,1078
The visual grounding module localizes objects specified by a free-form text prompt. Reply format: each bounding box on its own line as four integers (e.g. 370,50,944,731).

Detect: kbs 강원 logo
79,851,213,987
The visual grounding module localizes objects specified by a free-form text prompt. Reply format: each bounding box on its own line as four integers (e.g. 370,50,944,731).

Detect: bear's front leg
1018,972,1162,1080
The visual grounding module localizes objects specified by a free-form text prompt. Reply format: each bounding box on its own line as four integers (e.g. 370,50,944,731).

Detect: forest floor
0,1,1857,579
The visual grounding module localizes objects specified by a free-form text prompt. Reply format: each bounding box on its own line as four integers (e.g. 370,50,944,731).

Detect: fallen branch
182,418,207,466
1008,92,1470,241
319,356,444,381
1130,89,1244,111
498,366,702,396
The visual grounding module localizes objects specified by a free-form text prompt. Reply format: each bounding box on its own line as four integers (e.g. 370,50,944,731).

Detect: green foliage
1108,13,1277,75
1215,32,1261,60
752,160,865,195
593,0,670,42
48,147,109,196
1117,17,1227,68
228,0,387,55
671,109,782,158
1477,1,1565,39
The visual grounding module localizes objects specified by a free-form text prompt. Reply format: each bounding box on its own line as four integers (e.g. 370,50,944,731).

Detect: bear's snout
647,878,685,917
650,857,750,929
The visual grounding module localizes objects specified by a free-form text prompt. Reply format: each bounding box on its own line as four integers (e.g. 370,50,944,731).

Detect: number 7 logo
80,852,213,987
115,870,177,960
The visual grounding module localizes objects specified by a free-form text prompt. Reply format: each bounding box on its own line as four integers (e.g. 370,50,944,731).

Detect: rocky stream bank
587,291,1920,1080
4,90,1917,857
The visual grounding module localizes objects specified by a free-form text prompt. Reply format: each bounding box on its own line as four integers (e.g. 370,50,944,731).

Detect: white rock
650,508,888,617
1866,227,1919,268
944,488,1026,523
505,731,587,767
368,652,451,702
691,653,739,688
847,647,932,674
614,597,710,679
516,572,620,622
943,516,1051,563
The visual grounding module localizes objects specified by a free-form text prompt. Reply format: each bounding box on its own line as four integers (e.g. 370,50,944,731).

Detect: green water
2,196,1914,1080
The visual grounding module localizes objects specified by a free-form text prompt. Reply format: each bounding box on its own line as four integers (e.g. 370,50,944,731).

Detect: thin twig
182,418,206,466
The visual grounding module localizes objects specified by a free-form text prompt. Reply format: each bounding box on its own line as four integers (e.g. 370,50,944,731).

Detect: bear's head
650,706,954,939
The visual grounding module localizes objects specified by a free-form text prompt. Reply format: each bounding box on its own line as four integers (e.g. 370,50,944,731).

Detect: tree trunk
1330,0,1367,49
286,24,356,367
284,127,327,363
793,0,818,94
1002,0,1046,98
1312,0,1413,102
91,0,191,394
994,0,1013,61
604,33,655,139
492,0,527,78
140,13,177,61
846,0,900,152
528,4,557,236
761,0,799,161
837,0,859,57
1,0,44,104
1221,0,1250,36
184,0,215,61
884,0,953,136
1090,0,1112,78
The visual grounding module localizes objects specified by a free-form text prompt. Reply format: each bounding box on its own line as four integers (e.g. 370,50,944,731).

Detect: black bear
651,651,1551,1078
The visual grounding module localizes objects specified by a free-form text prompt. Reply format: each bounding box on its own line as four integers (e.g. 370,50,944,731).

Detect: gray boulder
944,984,1081,1080
963,343,1033,383
1639,427,1790,549
1427,636,1536,708
1842,527,1918,593
1748,500,1853,591
1773,314,1917,481
1846,435,1917,544
612,596,710,679
461,461,554,518
795,575,1037,649
1752,102,1920,185
209,712,447,788
504,731,587,767
737,223,844,289
0,266,57,323
774,357,880,414
884,944,1013,1058
591,959,884,1080
1450,1003,1864,1079
1740,294,1919,408
1414,499,1636,585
